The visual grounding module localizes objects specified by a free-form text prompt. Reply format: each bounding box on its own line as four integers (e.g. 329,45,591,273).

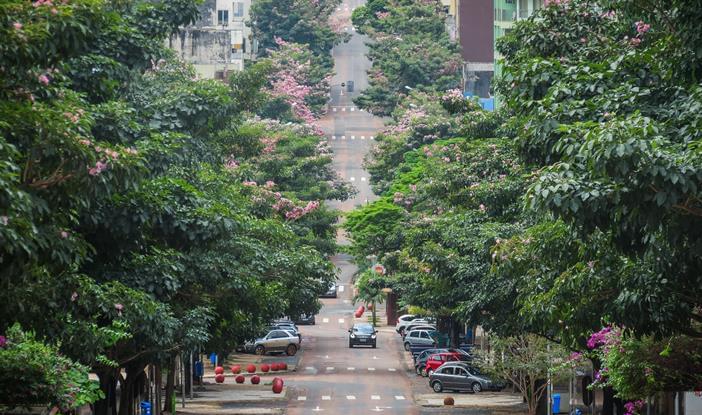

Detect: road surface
286,1,418,414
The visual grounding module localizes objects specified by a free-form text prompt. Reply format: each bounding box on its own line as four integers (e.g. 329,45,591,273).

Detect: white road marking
338,285,345,292
351,107,356,111
338,318,345,323
305,366,314,371
298,396,307,401
331,135,336,140
388,368,397,372
313,406,324,412
343,299,351,304
346,395,356,400
324,355,329,359
347,367,355,371
352,27,356,32
326,367,335,371
344,27,348,31
373,356,379,360
371,407,384,413
322,396,331,401
342,107,346,111
322,317,329,323
349,177,355,182
395,396,406,400
370,136,375,140
361,136,365,139
368,367,376,371
361,177,366,182
341,135,346,140
371,395,381,400
333,108,337,112
351,135,355,140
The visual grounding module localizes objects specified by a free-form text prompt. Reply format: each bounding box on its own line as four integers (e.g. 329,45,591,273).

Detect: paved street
285,1,417,414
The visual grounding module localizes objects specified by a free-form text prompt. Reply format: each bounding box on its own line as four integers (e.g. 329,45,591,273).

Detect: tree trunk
372,301,377,326
119,363,147,415
95,371,118,415
163,355,176,413
602,386,615,415
154,364,162,415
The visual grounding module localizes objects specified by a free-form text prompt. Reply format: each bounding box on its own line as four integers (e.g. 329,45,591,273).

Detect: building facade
167,0,256,79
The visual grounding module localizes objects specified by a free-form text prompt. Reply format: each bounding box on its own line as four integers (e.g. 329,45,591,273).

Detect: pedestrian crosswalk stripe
347,367,355,371
333,108,337,112
305,366,314,371
338,318,345,323
298,397,307,401
360,136,365,139
388,368,397,372
361,177,366,182
331,135,336,140
351,107,355,111
342,108,346,111
368,367,376,371
322,396,331,401
371,395,380,400
346,396,356,400
349,177,355,182
351,135,355,140
341,135,346,140
395,396,405,400
322,318,329,323
326,367,335,371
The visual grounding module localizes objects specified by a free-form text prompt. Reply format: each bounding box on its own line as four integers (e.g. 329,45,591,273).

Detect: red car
423,352,471,376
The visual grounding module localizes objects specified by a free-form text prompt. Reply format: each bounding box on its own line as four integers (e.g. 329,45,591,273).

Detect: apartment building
167,0,256,79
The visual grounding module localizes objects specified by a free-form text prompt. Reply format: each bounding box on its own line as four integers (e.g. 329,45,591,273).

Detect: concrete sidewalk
416,392,527,412
175,383,287,415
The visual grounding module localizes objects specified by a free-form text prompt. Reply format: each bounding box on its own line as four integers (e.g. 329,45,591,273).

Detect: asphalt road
285,1,418,414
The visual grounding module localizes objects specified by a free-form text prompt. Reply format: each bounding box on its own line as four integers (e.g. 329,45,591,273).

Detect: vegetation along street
0,0,701,415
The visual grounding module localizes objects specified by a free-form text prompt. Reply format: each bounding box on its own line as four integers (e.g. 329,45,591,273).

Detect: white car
241,329,301,356
397,317,435,335
395,314,418,334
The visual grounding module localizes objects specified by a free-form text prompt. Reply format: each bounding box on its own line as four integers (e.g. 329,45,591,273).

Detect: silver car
429,362,504,393
403,329,438,351
249,329,301,356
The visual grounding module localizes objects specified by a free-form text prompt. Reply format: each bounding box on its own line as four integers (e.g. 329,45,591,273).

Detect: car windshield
354,325,374,334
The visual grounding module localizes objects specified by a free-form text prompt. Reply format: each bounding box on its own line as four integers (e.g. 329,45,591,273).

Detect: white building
167,0,256,79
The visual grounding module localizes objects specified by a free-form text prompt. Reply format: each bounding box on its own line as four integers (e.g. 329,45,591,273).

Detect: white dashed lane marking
347,367,355,371
298,397,307,401
388,368,397,372
361,177,366,182
338,285,345,292
322,318,329,323
349,177,355,182
346,396,356,400
322,396,331,401
371,395,381,400
395,396,406,400
338,318,345,323
368,367,376,371
326,367,335,371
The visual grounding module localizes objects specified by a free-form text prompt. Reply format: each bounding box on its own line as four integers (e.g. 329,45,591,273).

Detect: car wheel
286,344,297,356
254,345,265,355
421,367,428,377
432,381,443,393
472,382,482,393
404,342,411,351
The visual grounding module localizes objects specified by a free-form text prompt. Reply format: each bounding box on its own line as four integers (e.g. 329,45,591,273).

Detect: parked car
423,352,472,376
267,323,301,342
414,348,450,374
294,313,316,325
395,314,417,333
243,329,301,356
429,362,504,393
397,317,433,335
348,323,377,348
320,282,337,298
403,329,438,351
402,324,437,339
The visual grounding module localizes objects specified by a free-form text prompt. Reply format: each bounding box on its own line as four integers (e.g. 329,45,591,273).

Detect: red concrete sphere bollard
246,364,256,373
272,380,283,394
214,366,224,375
261,364,270,373
280,362,288,370
251,375,261,385
354,305,365,318
444,396,455,406
215,374,225,383
235,374,245,384
230,365,241,374
272,377,284,386
271,363,279,371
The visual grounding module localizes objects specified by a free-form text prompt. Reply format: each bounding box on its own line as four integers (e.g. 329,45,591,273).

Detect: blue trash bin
140,401,151,415
552,394,561,414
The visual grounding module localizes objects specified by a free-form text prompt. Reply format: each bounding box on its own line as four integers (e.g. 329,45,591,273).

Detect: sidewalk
416,392,527,413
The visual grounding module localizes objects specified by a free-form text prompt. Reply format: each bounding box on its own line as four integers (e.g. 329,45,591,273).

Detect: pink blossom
635,21,650,35
79,139,92,146
114,303,124,316
373,264,386,275
478,204,486,212
264,180,276,188
38,74,50,86
13,22,23,30
0,336,6,348
409,184,417,192
50,7,58,14
60,231,69,239
242,181,257,187
375,11,390,19
629,37,642,46
71,292,78,302
88,160,108,176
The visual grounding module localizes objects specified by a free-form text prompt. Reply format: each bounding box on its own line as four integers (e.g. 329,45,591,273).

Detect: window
409,332,419,338
455,367,468,376
432,356,441,361
217,9,229,26
270,331,287,339
232,1,244,17
448,355,458,361
420,332,429,339
440,367,455,375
